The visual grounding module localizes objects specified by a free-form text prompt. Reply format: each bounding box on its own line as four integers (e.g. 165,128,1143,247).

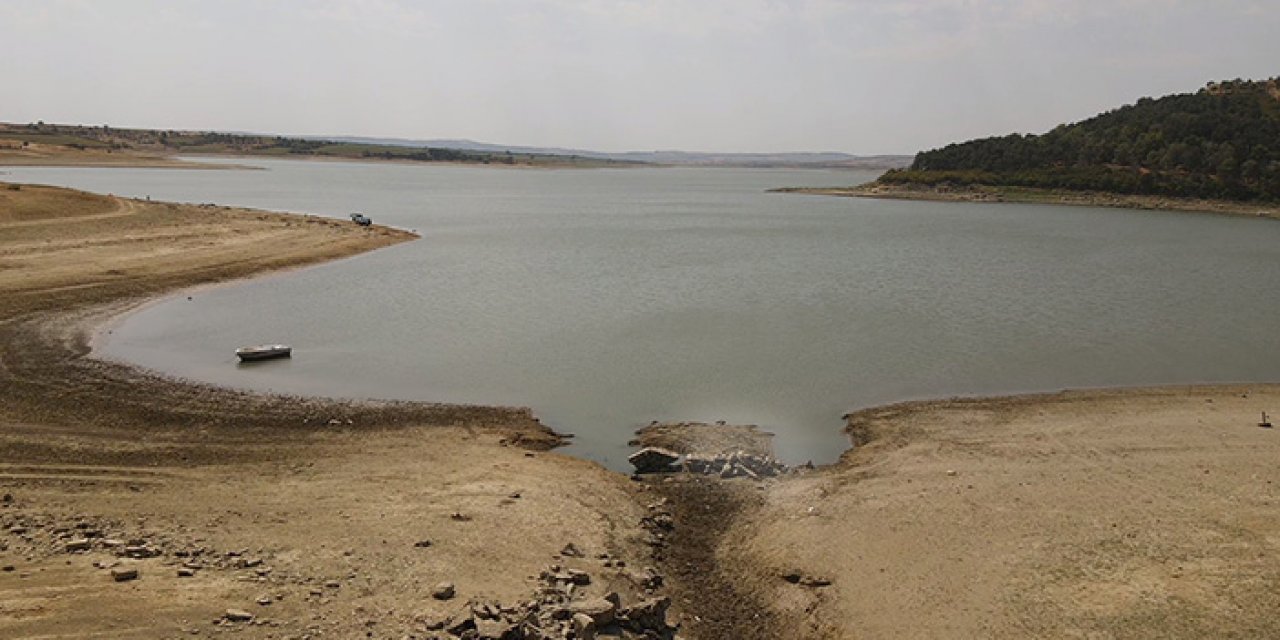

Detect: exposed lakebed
8,157,1280,468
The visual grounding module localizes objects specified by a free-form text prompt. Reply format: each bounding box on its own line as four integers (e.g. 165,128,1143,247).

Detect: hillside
0,122,634,168
878,78,1280,202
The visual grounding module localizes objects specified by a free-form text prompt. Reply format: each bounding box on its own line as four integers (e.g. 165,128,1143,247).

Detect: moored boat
235,344,292,362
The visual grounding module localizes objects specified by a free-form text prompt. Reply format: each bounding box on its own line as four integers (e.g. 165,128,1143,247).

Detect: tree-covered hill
880,78,1280,201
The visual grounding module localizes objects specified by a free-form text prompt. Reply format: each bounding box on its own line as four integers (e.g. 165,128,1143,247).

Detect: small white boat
235,344,292,362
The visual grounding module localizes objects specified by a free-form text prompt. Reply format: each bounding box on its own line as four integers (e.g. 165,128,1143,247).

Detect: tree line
887,78,1280,201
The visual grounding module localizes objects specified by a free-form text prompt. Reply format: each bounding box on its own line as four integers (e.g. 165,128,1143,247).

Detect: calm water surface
8,158,1280,468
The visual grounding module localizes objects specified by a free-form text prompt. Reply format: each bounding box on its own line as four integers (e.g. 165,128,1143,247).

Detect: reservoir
7,157,1280,468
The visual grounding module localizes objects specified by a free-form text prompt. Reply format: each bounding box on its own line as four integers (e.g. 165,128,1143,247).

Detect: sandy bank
709,386,1280,638
0,183,671,638
7,180,1280,638
775,182,1280,220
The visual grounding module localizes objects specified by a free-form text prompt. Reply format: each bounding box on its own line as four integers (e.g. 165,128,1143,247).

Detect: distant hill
0,124,637,168
0,122,908,170
879,78,1280,202
315,135,911,169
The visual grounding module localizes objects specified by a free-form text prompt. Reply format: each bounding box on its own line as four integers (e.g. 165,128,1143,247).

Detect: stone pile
628,447,789,479
422,566,678,640
2,510,279,583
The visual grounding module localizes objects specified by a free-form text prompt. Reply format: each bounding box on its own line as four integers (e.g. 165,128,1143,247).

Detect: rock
572,613,597,640
444,610,474,635
431,581,456,600
474,618,513,639
566,597,616,626
256,596,273,606
450,512,471,522
111,567,139,582
177,568,195,577
560,542,583,557
628,447,680,473
619,596,671,632
223,609,255,623
566,569,591,585
65,538,92,553
413,539,432,548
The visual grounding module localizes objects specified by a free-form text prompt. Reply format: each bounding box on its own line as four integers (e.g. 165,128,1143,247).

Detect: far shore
774,181,1280,220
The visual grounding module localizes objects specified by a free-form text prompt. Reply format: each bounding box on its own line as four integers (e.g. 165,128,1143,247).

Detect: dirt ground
718,387,1280,638
0,183,658,638
5,180,1280,639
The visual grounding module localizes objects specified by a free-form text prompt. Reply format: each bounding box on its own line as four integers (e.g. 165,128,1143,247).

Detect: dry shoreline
0,183,686,638
775,182,1280,220
5,181,1280,638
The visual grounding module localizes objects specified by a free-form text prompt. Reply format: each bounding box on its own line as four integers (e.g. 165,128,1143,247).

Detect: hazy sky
3,1,1277,154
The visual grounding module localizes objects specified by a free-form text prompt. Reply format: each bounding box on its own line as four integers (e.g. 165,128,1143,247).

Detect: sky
2,0,1277,155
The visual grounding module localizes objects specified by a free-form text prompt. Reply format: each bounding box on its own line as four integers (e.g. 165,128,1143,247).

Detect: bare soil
0,183,658,638
6,180,1280,639
716,387,1280,638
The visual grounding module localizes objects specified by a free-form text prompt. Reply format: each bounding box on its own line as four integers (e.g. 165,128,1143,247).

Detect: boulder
619,596,671,632
474,618,513,639
110,567,138,582
628,447,680,473
223,609,255,622
432,581,456,600
566,597,616,626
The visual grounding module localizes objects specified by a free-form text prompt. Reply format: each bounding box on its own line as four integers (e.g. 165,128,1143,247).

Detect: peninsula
780,77,1280,218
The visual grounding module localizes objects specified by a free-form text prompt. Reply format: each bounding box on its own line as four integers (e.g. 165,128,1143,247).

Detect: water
7,158,1280,469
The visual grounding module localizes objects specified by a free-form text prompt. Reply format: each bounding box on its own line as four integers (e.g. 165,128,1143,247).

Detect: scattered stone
65,538,91,553
783,570,832,587
474,618,513,639
432,581,456,600
565,597,617,626
618,596,671,632
177,568,195,578
572,612,598,640
449,512,471,522
256,596,273,606
413,539,433,548
560,542,583,557
223,609,255,623
110,567,139,582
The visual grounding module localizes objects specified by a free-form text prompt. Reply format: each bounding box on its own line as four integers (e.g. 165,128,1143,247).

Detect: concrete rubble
628,447,790,478
419,565,678,640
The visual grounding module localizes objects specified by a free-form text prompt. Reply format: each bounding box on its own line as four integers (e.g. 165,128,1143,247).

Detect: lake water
7,157,1280,469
